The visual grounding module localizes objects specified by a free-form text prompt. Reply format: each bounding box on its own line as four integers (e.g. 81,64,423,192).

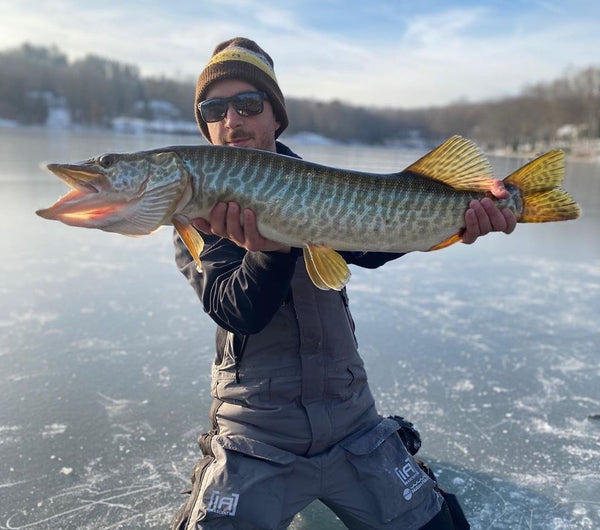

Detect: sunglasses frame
198,91,269,123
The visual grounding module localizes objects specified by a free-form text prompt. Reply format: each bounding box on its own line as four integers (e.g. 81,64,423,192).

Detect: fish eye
98,154,115,168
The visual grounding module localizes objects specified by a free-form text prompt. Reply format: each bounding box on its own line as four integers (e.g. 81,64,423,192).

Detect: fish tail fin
503,150,581,222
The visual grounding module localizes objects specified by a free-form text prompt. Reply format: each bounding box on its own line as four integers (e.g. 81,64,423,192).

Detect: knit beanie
195,37,288,142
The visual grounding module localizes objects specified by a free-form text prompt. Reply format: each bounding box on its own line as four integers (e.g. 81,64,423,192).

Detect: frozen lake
1,127,599,529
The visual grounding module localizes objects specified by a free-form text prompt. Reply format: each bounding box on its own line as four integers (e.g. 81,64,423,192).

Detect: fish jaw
36,187,133,229
46,163,109,193
36,163,134,230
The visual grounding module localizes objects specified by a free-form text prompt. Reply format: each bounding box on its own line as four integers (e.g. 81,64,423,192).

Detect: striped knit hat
195,37,288,142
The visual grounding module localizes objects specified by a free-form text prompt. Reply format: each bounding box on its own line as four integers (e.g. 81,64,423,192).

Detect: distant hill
1,43,598,153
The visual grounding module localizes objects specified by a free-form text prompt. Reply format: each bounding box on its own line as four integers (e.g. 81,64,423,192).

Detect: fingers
225,202,244,244
207,201,250,247
475,199,495,234
502,207,517,234
462,197,517,244
208,202,228,236
462,207,479,245
190,217,211,233
242,209,266,251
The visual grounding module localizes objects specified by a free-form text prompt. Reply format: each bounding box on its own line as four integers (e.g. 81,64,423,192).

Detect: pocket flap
340,417,400,455
213,434,296,465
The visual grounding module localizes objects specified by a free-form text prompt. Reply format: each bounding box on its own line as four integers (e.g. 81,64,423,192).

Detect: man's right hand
191,201,291,253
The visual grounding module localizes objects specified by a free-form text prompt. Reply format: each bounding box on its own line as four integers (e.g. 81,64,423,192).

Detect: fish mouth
36,163,122,226
46,163,104,193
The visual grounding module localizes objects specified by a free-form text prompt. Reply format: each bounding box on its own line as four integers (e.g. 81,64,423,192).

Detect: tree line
1,43,598,149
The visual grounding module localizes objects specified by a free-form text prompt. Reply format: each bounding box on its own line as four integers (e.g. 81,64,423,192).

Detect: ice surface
1,129,598,529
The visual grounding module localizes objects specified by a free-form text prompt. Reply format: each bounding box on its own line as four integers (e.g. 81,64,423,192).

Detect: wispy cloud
1,0,599,108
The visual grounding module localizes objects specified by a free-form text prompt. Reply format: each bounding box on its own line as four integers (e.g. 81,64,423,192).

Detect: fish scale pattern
177,146,486,252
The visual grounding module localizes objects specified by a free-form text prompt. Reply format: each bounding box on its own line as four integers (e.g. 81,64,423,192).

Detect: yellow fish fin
303,245,350,291
503,151,581,222
405,135,495,192
503,150,564,192
519,189,582,223
172,215,205,271
428,233,463,251
303,248,331,290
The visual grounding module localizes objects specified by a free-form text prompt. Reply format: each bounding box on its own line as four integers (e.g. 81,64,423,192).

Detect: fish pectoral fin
303,245,350,291
428,233,463,251
172,215,205,272
303,248,331,290
404,135,495,192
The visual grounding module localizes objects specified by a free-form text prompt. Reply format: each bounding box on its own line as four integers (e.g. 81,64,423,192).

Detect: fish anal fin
405,135,494,192
429,233,463,251
172,215,205,271
303,245,350,291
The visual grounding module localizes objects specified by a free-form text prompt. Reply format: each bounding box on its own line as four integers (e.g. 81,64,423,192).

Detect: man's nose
223,105,242,127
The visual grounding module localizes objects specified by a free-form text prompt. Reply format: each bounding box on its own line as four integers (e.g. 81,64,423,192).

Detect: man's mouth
225,133,253,146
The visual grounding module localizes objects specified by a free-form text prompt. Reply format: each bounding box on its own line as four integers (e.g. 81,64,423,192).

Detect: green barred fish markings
36,136,580,290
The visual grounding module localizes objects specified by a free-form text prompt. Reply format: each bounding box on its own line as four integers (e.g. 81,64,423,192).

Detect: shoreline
2,121,599,163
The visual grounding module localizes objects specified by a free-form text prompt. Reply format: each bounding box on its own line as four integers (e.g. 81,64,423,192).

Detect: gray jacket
173,142,403,457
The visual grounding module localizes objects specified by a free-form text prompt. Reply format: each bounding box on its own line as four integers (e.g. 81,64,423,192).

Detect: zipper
234,335,248,383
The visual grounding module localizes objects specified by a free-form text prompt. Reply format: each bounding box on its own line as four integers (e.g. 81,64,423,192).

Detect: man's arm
175,203,298,335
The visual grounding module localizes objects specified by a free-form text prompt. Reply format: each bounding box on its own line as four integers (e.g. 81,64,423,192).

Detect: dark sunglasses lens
232,93,264,116
199,92,266,122
199,100,227,123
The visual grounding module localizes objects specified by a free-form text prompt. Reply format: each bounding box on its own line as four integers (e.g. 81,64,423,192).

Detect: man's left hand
462,180,517,244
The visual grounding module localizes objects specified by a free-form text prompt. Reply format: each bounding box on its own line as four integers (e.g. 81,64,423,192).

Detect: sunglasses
197,91,269,123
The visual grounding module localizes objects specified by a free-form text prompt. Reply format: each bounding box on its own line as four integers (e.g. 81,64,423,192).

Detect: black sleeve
341,251,406,269
174,230,299,335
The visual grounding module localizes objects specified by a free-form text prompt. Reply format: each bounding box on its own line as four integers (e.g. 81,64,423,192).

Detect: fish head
36,149,190,235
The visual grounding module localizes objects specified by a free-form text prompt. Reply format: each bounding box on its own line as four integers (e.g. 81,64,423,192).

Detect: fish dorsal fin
172,215,205,272
303,245,350,291
405,135,495,192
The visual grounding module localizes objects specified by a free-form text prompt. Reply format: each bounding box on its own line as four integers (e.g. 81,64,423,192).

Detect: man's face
204,79,280,152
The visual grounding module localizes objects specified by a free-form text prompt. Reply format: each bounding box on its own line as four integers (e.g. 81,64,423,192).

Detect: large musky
2,0,599,108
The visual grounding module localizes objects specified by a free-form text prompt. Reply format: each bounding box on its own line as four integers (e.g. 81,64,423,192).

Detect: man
171,37,516,530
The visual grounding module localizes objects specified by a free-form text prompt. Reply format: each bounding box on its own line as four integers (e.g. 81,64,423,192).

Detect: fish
36,135,581,290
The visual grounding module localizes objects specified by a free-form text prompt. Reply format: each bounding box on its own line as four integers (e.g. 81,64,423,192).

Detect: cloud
1,0,599,108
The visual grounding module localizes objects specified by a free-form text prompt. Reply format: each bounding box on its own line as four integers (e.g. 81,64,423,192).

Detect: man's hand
462,180,517,244
191,201,291,253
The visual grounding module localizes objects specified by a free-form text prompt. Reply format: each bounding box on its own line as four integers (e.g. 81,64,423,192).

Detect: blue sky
2,0,599,108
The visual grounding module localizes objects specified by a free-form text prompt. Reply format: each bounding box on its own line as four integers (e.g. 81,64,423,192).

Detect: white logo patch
395,458,419,485
394,457,427,501
207,490,240,516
